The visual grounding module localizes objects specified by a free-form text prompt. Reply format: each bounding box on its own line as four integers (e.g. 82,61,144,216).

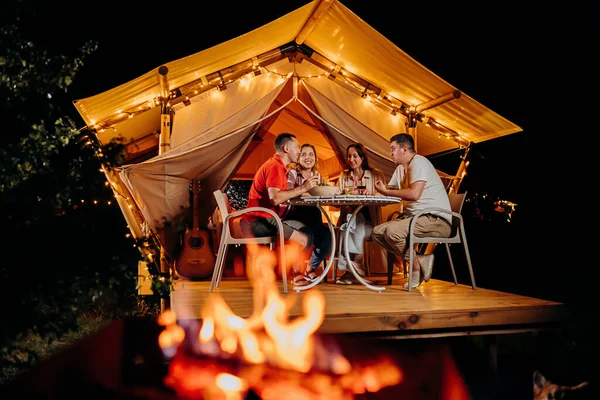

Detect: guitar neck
192,179,201,231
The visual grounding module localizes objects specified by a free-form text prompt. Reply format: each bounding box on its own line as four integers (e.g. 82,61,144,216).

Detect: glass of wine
344,177,354,195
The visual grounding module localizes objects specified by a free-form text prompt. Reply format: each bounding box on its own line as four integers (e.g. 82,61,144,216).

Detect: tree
0,8,142,370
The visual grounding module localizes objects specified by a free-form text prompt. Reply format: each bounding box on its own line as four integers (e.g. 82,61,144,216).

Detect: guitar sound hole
188,236,204,249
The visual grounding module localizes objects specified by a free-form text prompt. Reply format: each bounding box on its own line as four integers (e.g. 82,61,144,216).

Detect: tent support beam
85,43,297,131
448,145,472,195
415,90,461,113
158,66,171,155
158,65,173,312
172,43,297,108
295,50,467,149
90,42,468,151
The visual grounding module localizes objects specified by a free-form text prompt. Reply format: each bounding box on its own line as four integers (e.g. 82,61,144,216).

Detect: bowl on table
308,185,340,196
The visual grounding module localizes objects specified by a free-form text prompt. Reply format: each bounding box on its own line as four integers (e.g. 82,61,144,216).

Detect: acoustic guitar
175,180,215,280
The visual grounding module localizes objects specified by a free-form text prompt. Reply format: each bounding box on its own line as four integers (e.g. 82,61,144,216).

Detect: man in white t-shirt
372,133,452,289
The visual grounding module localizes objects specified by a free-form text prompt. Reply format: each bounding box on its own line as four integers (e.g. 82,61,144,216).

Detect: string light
83,47,467,156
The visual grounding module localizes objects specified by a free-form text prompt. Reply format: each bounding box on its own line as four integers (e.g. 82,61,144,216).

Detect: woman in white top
336,143,387,284
286,144,332,285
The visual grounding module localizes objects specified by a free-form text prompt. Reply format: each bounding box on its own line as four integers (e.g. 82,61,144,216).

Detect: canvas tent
73,0,521,266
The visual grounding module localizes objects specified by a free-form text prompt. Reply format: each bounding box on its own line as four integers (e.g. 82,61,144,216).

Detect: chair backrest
446,192,467,235
213,190,231,219
448,192,467,214
214,189,243,235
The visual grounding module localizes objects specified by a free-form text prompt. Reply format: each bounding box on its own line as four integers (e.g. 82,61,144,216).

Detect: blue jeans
240,216,332,272
285,206,332,271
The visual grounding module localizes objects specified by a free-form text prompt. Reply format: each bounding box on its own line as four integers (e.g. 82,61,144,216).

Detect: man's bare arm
268,176,320,205
374,180,425,201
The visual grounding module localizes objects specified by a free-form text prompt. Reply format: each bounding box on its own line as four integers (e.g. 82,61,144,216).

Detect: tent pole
408,111,418,152
158,65,173,313
415,90,461,113
158,66,172,154
448,145,472,195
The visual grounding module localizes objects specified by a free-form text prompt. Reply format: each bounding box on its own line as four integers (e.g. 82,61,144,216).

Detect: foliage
0,4,156,378
0,24,97,193
149,274,175,300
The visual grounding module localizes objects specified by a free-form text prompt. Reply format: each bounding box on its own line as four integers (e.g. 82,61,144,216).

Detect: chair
393,192,476,292
210,190,287,293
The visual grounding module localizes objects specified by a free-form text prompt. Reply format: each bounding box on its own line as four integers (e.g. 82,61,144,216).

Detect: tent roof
73,0,521,160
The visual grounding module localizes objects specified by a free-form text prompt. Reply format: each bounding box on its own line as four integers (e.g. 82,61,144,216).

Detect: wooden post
448,145,472,195
408,111,418,152
158,65,171,155
158,65,172,313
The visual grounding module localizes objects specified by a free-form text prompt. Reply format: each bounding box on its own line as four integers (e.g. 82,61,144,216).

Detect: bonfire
157,244,402,399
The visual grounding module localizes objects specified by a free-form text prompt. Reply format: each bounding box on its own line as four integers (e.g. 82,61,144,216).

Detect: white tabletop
290,195,402,207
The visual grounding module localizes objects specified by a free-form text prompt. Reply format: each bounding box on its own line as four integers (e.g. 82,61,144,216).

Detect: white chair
405,192,476,292
210,190,287,293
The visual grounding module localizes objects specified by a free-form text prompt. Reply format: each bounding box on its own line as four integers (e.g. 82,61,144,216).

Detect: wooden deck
170,275,567,339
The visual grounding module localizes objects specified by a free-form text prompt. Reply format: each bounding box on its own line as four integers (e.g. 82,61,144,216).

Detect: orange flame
158,242,402,398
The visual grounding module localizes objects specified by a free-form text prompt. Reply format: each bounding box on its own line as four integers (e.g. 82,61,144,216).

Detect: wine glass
360,175,370,195
344,177,353,195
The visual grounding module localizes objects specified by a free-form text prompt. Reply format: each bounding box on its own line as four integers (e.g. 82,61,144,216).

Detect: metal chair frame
404,192,476,292
210,190,287,293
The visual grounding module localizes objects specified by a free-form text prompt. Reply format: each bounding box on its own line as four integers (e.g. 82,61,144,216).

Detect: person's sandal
336,271,353,285
403,271,424,289
292,274,310,286
307,271,319,282
350,261,366,277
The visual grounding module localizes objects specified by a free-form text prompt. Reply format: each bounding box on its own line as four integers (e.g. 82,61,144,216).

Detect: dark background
9,1,597,304
3,1,599,396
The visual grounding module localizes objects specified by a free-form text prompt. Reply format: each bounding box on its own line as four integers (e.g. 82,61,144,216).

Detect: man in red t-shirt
241,133,320,285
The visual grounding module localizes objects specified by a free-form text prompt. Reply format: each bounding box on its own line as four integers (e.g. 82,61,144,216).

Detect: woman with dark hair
335,143,387,284
286,143,332,286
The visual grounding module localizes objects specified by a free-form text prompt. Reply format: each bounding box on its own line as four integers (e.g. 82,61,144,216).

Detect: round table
288,195,402,292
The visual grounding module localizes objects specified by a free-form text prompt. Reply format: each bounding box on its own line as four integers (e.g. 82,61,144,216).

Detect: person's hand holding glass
358,175,370,195
343,176,354,195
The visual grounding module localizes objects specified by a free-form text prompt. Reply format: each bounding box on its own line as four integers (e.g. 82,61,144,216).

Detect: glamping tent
72,0,521,272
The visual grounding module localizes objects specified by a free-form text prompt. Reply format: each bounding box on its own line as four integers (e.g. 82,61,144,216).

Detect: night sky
7,1,597,302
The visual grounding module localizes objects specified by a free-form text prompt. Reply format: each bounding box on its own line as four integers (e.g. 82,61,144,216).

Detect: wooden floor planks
171,276,566,338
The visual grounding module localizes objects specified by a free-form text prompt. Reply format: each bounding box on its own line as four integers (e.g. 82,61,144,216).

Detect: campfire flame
158,244,402,399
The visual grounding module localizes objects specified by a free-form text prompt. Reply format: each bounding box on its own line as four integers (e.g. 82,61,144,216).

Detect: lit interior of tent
111,59,460,245
86,55,516,264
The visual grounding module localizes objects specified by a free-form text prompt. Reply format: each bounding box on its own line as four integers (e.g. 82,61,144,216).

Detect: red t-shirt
244,155,289,220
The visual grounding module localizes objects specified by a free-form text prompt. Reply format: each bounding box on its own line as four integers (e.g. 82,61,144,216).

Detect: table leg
343,205,386,292
293,204,336,292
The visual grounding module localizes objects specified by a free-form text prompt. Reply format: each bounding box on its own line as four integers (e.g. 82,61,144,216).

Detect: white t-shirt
389,155,451,223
